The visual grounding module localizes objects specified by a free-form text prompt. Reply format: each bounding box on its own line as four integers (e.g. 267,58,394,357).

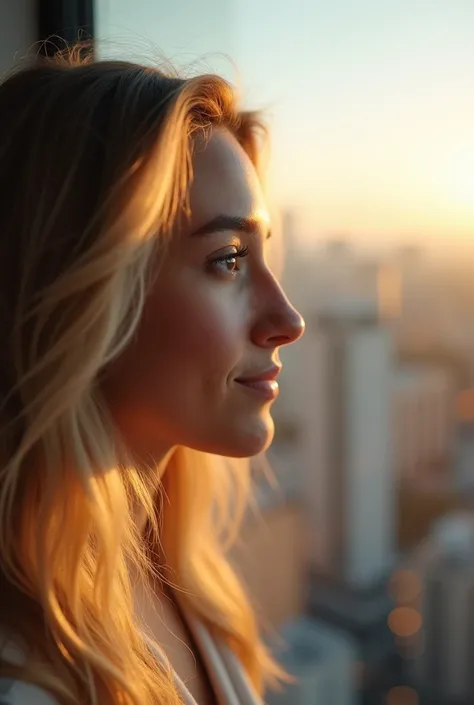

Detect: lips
235,365,282,400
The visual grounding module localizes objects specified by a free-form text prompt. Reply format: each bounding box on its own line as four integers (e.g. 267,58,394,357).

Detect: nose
251,278,305,349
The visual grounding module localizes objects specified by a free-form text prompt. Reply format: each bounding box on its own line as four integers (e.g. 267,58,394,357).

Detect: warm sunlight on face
103,130,305,462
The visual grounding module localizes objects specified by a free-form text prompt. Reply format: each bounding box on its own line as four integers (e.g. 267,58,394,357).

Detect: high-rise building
290,299,401,699
394,365,455,484
408,512,474,705
307,299,396,586
274,298,397,586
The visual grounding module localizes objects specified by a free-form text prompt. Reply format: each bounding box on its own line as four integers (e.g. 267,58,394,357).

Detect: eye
209,246,249,276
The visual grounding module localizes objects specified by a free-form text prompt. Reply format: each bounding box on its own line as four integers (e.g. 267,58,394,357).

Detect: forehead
187,129,267,231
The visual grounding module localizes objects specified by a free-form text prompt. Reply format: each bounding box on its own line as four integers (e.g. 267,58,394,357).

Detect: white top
0,604,263,705
0,679,58,705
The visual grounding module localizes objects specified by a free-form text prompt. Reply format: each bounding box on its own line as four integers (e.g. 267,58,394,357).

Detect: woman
0,46,304,705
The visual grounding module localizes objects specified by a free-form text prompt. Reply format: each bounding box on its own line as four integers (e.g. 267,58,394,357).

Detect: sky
97,0,474,252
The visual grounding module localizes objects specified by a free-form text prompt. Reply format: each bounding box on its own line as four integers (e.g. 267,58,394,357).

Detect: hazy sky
97,0,474,251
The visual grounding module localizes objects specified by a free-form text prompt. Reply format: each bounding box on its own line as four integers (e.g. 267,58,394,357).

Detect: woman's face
104,129,304,460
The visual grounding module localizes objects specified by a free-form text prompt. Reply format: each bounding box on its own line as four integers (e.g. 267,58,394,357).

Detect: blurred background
2,1,474,703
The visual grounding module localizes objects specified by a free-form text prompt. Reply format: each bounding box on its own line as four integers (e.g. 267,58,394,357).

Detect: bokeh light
386,686,419,705
388,607,423,638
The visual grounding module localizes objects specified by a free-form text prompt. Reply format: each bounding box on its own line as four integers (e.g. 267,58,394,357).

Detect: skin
103,128,305,466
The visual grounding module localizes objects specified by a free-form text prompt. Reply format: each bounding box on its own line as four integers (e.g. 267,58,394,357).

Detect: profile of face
103,129,304,460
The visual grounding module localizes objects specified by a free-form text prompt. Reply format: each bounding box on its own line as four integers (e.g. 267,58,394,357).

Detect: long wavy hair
0,46,282,705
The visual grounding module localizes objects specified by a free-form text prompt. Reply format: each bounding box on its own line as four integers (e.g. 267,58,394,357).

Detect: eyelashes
209,245,249,275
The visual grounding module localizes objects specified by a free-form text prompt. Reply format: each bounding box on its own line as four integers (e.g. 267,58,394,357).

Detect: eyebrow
191,214,272,240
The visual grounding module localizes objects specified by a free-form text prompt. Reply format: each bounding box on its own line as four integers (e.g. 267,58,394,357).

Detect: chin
213,414,275,458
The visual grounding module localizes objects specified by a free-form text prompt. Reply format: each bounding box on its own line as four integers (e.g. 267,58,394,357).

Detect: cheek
137,282,248,388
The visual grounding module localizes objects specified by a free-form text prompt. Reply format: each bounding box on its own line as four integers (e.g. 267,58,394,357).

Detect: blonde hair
0,46,282,704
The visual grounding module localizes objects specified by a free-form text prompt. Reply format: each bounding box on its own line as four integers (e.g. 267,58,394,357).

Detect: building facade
408,513,474,704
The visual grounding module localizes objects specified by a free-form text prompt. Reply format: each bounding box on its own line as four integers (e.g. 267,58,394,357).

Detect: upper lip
235,365,282,383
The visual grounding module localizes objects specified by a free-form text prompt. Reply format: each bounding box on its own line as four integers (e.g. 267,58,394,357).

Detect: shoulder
0,678,59,704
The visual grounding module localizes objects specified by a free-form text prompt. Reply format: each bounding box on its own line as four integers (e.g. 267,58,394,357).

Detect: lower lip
235,379,279,400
